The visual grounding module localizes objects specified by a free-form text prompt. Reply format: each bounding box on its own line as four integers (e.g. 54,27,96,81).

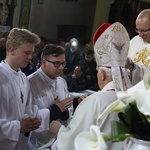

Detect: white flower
117,80,150,117
97,100,125,126
75,125,107,150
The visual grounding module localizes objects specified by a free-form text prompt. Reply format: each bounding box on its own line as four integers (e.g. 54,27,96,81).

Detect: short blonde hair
6,28,40,51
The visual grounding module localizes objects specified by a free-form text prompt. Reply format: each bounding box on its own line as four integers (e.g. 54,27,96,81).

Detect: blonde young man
127,9,150,85
38,22,131,150
0,28,51,150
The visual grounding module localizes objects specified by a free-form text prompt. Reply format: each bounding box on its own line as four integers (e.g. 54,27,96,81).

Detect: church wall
28,0,97,43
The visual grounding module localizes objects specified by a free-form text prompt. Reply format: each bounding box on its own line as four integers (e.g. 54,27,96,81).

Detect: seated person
37,22,132,150
66,65,86,92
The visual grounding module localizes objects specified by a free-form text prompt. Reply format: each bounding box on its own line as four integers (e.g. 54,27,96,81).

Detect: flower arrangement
74,74,150,150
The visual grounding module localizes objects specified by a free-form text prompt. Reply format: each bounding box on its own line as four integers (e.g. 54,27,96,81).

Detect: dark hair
41,44,65,58
84,49,94,56
76,65,85,77
39,35,47,45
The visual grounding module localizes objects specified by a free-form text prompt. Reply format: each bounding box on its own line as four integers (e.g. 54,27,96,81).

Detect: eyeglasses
45,59,67,68
135,28,150,34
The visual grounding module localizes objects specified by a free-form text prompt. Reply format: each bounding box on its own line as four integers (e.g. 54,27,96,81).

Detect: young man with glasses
27,44,73,149
126,9,150,85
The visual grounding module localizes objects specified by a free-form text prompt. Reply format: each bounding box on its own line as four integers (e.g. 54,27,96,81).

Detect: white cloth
27,67,73,149
128,35,150,68
102,81,114,91
54,82,123,150
130,63,143,86
0,61,49,150
128,35,150,85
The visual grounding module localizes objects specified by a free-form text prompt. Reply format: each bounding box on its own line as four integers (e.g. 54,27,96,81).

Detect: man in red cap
38,22,131,150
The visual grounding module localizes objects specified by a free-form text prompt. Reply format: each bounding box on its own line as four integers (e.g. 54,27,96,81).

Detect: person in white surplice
37,22,132,150
0,28,50,150
126,9,150,85
27,44,73,149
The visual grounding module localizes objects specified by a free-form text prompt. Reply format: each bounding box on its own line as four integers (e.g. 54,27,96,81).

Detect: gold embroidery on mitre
95,32,113,65
114,74,121,91
111,24,128,62
95,46,111,64
114,73,121,91
111,24,125,34
95,24,128,65
134,47,150,67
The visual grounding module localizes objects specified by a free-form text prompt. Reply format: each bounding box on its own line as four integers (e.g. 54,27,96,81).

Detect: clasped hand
20,117,41,133
54,97,73,112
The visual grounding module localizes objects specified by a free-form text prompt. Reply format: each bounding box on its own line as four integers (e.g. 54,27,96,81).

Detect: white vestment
38,82,123,150
0,61,50,150
128,35,150,68
128,35,150,85
27,67,73,149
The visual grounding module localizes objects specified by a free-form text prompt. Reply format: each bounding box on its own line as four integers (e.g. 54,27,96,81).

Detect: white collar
102,81,115,91
1,60,22,76
37,67,57,87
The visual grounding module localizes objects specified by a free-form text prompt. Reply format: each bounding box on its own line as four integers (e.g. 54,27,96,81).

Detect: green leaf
110,101,150,142
101,132,110,142
111,121,129,141
110,133,140,142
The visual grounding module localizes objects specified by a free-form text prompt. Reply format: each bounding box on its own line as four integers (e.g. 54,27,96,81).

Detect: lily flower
75,125,107,150
97,100,125,126
110,77,150,142
117,79,150,117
